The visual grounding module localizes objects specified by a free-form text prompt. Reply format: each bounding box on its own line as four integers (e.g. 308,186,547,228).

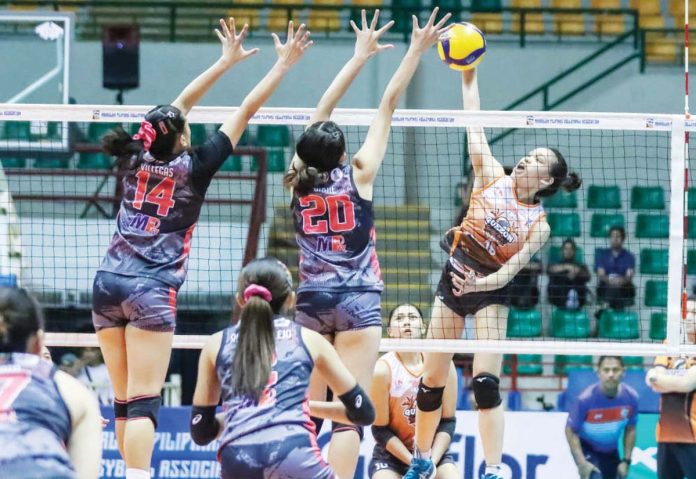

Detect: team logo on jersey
330,168,343,182
402,395,417,425
128,213,161,235
316,235,346,253
483,210,518,246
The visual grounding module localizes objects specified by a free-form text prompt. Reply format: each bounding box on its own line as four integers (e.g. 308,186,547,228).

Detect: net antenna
1,12,72,105
683,0,691,346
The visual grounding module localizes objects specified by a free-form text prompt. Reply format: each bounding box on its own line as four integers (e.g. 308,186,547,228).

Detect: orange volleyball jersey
654,355,696,443
381,352,423,450
458,175,545,273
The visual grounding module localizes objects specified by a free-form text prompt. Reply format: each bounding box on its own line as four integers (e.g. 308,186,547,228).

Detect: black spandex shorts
435,258,511,318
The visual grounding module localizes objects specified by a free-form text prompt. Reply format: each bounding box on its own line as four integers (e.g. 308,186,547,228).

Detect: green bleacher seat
640,248,668,275
548,245,584,264
587,185,621,209
623,356,644,369
590,213,624,238
645,280,668,307
471,0,502,11
251,149,286,172
237,127,252,146
503,354,543,376
77,152,112,169
649,312,666,340
636,214,669,239
2,121,31,140
631,186,665,210
391,0,423,32
551,309,590,338
598,309,640,339
543,189,577,208
87,123,121,143
688,250,696,275
0,157,26,168
189,123,208,145
554,355,593,375
33,158,70,169
256,125,291,147
507,308,542,338
220,155,243,172
547,212,581,237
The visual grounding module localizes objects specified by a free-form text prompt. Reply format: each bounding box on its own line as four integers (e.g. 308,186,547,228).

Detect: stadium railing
2,0,638,45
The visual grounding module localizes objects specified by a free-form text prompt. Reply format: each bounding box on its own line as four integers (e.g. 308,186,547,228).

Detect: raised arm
462,69,505,189
352,8,452,199
219,22,312,147
454,219,551,295
172,18,259,115
314,10,393,123
287,10,393,177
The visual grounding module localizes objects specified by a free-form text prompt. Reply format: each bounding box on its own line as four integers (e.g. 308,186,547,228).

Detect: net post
668,116,686,355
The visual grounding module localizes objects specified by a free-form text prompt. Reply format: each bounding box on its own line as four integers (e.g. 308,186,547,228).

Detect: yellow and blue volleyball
437,22,486,71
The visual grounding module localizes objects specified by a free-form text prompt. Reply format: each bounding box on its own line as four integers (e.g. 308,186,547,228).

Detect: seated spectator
508,255,542,309
595,227,635,310
75,347,114,406
548,239,590,309
566,356,638,479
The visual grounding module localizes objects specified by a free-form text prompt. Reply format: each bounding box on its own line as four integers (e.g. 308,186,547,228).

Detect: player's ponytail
102,127,142,159
536,148,582,200
232,258,294,402
285,121,345,195
234,294,275,401
0,288,44,353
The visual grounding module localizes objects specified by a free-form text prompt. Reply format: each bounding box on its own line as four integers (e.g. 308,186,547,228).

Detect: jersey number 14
300,194,356,234
133,170,176,216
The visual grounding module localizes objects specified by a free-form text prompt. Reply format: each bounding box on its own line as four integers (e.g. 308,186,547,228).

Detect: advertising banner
99,408,659,478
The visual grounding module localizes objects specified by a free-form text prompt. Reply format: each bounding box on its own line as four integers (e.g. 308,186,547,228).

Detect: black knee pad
114,399,127,421
127,395,162,428
472,373,502,409
331,421,364,440
416,379,445,412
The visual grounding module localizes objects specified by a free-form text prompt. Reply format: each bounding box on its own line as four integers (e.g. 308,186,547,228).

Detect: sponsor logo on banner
98,407,659,479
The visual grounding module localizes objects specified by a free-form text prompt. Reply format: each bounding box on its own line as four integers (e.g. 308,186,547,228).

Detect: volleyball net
0,104,693,356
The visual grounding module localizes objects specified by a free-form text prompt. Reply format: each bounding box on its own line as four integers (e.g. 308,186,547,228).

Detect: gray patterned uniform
0,353,74,479
215,316,334,479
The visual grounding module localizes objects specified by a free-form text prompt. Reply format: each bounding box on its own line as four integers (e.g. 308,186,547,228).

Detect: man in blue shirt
595,227,636,309
565,356,638,479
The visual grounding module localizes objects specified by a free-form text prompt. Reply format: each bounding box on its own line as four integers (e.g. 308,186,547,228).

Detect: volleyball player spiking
190,257,375,478
92,19,311,479
404,69,581,479
283,9,451,478
0,287,102,478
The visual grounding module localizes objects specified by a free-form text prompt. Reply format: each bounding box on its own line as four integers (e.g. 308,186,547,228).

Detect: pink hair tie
243,284,272,302
132,121,157,151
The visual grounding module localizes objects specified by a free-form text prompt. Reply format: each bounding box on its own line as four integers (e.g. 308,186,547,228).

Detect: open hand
272,21,313,68
351,9,394,60
215,17,259,67
409,7,452,54
451,267,477,297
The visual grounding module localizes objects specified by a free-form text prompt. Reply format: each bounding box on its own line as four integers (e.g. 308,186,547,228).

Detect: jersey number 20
133,170,176,216
300,194,356,234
